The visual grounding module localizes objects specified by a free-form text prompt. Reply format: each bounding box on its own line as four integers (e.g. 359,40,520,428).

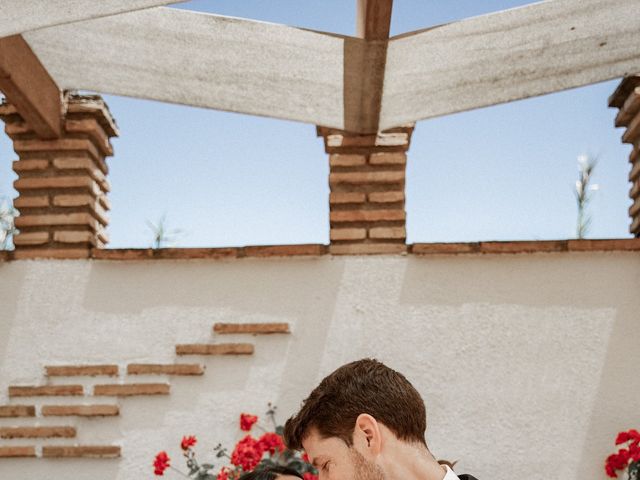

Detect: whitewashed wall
0,252,638,480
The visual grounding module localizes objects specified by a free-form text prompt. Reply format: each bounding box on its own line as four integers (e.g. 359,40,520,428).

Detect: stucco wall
0,252,638,480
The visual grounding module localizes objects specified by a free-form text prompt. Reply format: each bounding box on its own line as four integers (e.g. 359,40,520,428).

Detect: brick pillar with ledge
0,94,118,259
609,75,640,237
318,124,414,255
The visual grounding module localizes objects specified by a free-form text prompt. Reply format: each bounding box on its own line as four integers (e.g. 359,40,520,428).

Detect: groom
283,359,478,480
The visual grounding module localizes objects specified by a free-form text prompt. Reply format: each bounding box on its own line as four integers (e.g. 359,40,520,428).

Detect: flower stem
255,424,268,433
169,465,191,478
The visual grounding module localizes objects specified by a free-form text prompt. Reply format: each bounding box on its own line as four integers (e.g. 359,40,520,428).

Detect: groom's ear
354,414,382,457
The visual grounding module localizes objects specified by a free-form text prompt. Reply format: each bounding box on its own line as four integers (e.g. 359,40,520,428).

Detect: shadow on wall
399,253,640,480
0,263,26,362
575,300,640,478
399,254,638,309
3,254,637,480
0,458,119,479
83,257,346,417
0,257,347,480
83,259,342,316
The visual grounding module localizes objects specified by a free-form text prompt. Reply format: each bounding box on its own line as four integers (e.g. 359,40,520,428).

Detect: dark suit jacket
458,475,479,480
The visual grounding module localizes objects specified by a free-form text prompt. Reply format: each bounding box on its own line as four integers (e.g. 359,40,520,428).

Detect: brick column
609,76,640,237
0,94,118,259
318,125,414,255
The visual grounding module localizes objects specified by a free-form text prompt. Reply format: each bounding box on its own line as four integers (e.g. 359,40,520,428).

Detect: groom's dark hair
283,358,427,450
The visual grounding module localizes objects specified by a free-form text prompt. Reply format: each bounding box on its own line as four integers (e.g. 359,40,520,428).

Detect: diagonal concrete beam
12,0,640,133
380,0,640,130
0,0,185,38
23,8,350,131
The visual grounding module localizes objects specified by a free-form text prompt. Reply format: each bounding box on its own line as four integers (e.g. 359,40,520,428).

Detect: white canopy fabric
381,0,640,130
2,0,640,132
0,0,184,38
23,8,347,129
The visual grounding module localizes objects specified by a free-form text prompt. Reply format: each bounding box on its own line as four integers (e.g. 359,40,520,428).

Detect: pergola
2,0,640,134
0,0,639,257
1,5,640,473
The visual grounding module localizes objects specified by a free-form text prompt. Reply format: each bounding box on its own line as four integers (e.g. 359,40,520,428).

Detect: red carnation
302,452,311,463
217,466,231,480
616,429,640,446
258,432,285,455
606,429,640,478
606,451,630,475
618,449,630,465
240,413,259,432
303,474,318,480
605,462,616,478
181,435,197,451
630,442,640,462
616,432,631,445
231,435,265,471
153,451,171,476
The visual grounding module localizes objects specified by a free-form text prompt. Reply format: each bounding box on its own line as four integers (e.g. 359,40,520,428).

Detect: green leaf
195,472,213,480
285,460,305,472
259,458,275,468
282,449,294,461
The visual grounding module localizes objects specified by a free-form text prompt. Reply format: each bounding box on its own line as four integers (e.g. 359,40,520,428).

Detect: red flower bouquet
153,404,317,480
605,429,640,479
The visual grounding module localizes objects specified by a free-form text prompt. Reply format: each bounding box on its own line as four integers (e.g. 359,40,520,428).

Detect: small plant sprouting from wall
146,213,184,249
574,154,599,240
0,195,18,250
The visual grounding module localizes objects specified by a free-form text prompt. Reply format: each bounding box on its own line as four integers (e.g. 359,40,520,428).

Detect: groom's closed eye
311,456,327,468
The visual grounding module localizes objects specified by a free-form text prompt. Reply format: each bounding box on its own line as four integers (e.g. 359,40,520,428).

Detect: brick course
127,364,204,375
45,365,118,377
329,243,407,255
0,405,35,417
176,343,254,356
213,323,290,334
93,383,170,397
41,405,119,417
9,385,83,397
0,426,76,439
0,446,36,458
42,446,121,458
411,239,640,255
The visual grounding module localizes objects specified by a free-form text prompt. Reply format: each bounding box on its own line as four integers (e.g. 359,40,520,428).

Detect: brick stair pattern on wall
0,322,290,459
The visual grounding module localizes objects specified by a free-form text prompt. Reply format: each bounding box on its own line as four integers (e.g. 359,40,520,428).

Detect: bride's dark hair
238,465,303,480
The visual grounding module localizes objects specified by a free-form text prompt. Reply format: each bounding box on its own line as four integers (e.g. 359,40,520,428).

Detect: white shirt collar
443,465,460,480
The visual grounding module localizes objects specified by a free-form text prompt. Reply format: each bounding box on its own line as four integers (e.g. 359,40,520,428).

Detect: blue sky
0,0,634,247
